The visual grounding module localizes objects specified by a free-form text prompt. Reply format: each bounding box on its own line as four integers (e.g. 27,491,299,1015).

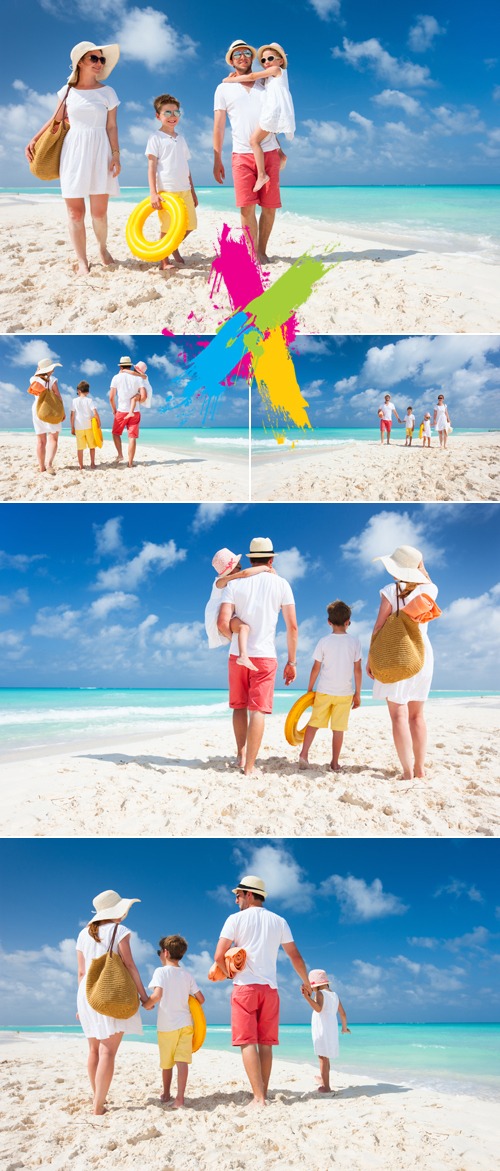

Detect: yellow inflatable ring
189,995,207,1053
125,192,188,261
91,417,103,449
284,691,315,747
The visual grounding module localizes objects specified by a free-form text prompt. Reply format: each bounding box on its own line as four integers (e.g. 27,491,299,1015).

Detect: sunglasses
232,49,253,59
87,54,106,65
161,109,181,117
261,55,278,63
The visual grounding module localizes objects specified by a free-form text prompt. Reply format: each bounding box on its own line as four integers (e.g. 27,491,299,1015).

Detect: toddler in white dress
224,42,294,192
301,968,350,1093
205,547,273,670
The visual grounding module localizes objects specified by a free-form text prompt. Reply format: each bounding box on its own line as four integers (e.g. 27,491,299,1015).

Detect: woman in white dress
29,358,64,474
26,41,121,275
224,42,294,192
366,545,439,780
76,889,151,1115
433,393,452,449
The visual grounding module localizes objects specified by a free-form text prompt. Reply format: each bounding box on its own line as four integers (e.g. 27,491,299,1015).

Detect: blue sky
0,838,498,1025
1,0,500,186
0,335,248,430
258,334,500,429
1,502,499,689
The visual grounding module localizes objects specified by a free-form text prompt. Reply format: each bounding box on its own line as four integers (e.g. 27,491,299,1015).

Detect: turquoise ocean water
9,428,248,458
5,185,500,260
2,1023,499,1099
251,427,493,450
0,689,497,756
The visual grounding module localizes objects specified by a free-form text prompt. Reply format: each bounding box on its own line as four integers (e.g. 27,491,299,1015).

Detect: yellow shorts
75,427,95,451
157,1025,193,1069
159,190,197,235
406,427,414,437
309,693,353,732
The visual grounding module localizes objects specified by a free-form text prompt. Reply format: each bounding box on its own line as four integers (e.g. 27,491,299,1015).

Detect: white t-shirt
148,965,200,1032
110,370,146,413
214,81,279,154
72,395,97,429
380,401,397,420
145,131,191,191
405,413,415,430
223,573,295,658
312,632,362,697
219,906,293,988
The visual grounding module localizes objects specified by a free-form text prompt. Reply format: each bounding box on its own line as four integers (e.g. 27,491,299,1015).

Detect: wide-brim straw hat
33,359,62,376
118,355,133,367
232,874,267,899
68,41,120,84
257,42,288,68
309,968,329,987
90,889,140,923
372,545,428,584
225,40,257,66
246,537,275,559
212,548,242,576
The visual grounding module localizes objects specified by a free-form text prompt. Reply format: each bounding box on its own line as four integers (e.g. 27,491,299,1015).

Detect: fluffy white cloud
445,926,492,952
302,118,357,146
274,546,318,584
291,337,333,357
11,339,61,367
191,504,233,532
341,509,444,577
333,38,434,88
0,552,45,571
94,517,123,558
0,588,29,613
321,875,408,921
408,936,439,949
95,540,186,590
352,959,384,981
231,843,317,912
435,879,483,902
31,605,80,639
432,584,500,685
89,592,139,620
80,359,107,377
309,0,341,18
117,7,197,70
408,15,446,53
349,111,374,134
372,89,422,116
432,105,485,135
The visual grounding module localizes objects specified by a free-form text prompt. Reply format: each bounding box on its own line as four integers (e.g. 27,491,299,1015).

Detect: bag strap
107,923,120,956
54,85,70,126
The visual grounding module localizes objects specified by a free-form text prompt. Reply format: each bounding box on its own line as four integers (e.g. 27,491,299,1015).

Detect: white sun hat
232,874,267,899
246,537,275,559
89,889,140,923
372,545,428,584
212,548,242,576
68,41,120,84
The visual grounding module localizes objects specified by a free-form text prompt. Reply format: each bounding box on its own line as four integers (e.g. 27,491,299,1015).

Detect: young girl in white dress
224,42,295,193
204,547,273,670
301,969,350,1093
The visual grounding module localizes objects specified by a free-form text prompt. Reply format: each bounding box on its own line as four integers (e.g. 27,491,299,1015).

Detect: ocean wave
0,702,228,726
251,437,358,449
193,436,249,448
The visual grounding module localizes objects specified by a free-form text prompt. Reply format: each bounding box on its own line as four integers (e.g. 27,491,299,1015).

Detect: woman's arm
117,935,149,1004
366,595,393,679
52,378,62,400
224,66,281,83
106,107,121,177
25,95,68,162
77,949,86,985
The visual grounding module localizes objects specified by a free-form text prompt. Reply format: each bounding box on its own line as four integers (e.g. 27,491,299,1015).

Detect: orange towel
208,947,247,981
403,593,442,624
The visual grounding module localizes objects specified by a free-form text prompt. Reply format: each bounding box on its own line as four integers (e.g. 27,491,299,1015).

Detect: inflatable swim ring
284,691,315,747
125,193,188,262
91,417,103,449
189,995,206,1053
419,423,424,439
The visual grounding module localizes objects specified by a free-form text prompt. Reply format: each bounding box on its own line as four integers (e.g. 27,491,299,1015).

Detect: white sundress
259,70,295,140
76,922,143,1039
372,581,438,705
31,375,62,436
435,403,449,431
205,579,231,648
311,989,340,1059
57,85,120,198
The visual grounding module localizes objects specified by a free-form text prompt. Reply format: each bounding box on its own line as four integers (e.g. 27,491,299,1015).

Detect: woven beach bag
36,387,66,425
370,589,425,684
29,88,70,181
86,924,140,1019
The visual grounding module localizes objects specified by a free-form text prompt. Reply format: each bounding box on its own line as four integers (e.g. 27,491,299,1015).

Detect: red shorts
231,984,280,1046
112,411,141,439
232,150,281,209
380,419,392,433
228,655,277,714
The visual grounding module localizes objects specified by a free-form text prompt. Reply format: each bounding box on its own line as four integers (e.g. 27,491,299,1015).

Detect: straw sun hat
246,537,276,559
232,875,267,899
225,40,257,66
309,969,329,987
32,359,62,377
257,43,288,68
90,889,140,923
212,548,241,576
372,545,428,584
68,41,120,84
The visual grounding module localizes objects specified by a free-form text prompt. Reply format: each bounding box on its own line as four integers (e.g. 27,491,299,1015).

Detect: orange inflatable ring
284,691,315,747
125,192,188,261
189,995,206,1053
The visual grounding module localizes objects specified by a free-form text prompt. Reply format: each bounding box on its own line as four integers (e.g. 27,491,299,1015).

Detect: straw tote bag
86,924,140,1019
36,384,66,425
369,586,425,684
29,87,70,181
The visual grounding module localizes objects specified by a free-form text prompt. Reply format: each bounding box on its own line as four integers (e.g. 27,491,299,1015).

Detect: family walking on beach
77,880,349,1114
205,537,440,782
378,395,452,447
28,356,152,473
25,35,295,273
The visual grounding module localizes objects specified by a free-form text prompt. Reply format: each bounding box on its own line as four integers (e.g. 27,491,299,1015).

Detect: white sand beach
1,196,499,335
0,432,248,503
0,1034,497,1171
251,432,500,503
1,700,498,839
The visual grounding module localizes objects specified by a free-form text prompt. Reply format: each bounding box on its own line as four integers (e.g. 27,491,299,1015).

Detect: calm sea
8,428,248,459
4,185,500,260
2,1023,499,1100
251,427,492,450
0,689,497,756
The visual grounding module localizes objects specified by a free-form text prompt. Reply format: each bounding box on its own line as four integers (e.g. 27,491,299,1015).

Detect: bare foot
160,256,175,270
38,467,46,473
235,752,246,769
317,1085,332,1093
258,251,270,264
172,249,185,265
113,455,124,464
253,174,269,193
243,1097,267,1112
46,467,56,476
100,248,115,265
298,758,311,770
236,655,258,672
329,762,343,772
73,259,90,276
160,1093,172,1102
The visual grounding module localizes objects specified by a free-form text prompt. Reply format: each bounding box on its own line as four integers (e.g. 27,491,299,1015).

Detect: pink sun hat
212,548,241,577
309,968,329,987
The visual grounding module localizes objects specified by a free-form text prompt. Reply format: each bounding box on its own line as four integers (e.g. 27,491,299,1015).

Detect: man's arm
282,603,298,686
213,109,226,184
353,659,362,707
282,941,311,992
109,385,117,414
214,935,233,977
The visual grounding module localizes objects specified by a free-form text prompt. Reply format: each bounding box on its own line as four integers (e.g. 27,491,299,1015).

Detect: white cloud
232,844,317,912
309,0,341,18
95,540,186,591
94,516,123,558
372,89,422,117
0,552,45,571
321,874,408,921
352,960,384,981
80,359,107,377
445,926,492,952
146,351,183,379
408,15,446,53
334,374,358,393
408,936,439,949
192,504,232,532
333,37,434,89
434,879,483,902
31,605,80,639
291,337,333,357
117,7,197,71
432,105,485,136
433,584,500,685
0,588,29,613
341,509,444,577
153,620,205,651
349,111,374,133
274,546,314,584
89,592,139,620
11,339,61,367
302,119,357,146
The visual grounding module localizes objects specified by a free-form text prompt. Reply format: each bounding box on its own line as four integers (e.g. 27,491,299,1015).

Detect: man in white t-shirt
217,536,298,775
299,599,362,772
213,39,283,263
109,356,147,467
378,394,402,445
213,874,311,1108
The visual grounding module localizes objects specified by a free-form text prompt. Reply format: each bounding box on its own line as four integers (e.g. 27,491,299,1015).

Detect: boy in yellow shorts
146,93,198,270
70,381,101,470
145,934,205,1108
299,600,362,772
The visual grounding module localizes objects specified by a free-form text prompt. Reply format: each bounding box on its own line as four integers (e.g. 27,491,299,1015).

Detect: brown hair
158,934,188,959
88,918,115,942
327,599,351,626
154,93,180,114
77,381,90,394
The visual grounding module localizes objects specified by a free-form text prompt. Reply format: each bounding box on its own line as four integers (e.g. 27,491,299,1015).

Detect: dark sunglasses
88,54,106,65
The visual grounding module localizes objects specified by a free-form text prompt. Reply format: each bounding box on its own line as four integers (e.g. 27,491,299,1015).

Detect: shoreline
2,196,499,334
0,1034,497,1170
